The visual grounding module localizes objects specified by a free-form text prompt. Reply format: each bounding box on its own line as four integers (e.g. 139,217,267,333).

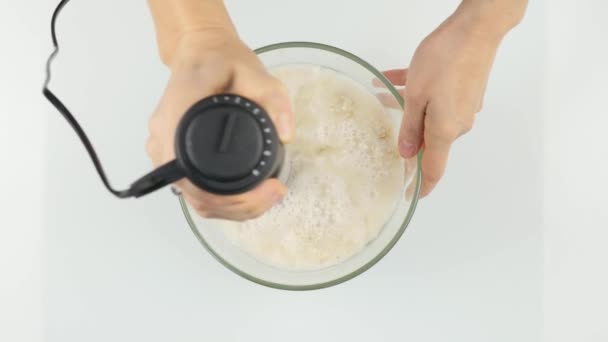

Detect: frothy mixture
222,65,404,270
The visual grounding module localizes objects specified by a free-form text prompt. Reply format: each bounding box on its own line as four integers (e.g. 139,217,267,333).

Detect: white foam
222,65,404,270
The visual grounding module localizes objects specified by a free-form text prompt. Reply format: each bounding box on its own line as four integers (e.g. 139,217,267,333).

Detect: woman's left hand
389,1,525,197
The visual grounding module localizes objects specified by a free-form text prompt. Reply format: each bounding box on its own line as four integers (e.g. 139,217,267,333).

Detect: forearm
457,0,528,38
147,0,237,65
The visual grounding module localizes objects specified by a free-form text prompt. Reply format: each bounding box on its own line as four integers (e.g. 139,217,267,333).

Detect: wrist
148,0,238,65
171,29,241,66
456,0,528,40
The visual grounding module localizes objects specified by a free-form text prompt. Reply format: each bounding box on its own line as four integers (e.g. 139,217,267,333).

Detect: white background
0,0,606,341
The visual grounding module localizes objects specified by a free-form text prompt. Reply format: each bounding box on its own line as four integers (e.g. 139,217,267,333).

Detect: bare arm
147,0,237,65
145,0,294,220
462,0,528,30
390,0,528,197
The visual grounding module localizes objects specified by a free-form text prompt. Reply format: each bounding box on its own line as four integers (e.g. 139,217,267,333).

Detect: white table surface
0,1,606,341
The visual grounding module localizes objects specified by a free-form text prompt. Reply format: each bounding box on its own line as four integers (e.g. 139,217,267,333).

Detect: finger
419,138,451,198
260,83,295,143
182,178,286,221
398,94,426,158
177,179,242,205
376,88,406,108
182,192,217,219
233,71,295,143
372,78,389,88
215,179,287,221
376,93,401,109
221,179,286,221
383,69,408,86
235,178,287,208
419,108,460,197
372,79,405,89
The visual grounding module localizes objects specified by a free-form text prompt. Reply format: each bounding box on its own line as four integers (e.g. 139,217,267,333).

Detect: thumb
399,95,426,158
232,69,295,144
262,83,295,143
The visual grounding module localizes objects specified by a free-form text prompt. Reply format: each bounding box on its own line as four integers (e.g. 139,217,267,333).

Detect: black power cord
43,0,133,198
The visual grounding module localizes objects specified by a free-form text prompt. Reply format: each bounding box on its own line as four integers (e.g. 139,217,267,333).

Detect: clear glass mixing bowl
179,42,422,290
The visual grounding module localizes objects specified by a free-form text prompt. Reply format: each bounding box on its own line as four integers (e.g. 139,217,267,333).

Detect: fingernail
399,140,417,157
272,192,285,205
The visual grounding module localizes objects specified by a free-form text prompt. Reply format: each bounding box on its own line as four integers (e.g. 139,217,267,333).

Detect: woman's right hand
146,31,295,221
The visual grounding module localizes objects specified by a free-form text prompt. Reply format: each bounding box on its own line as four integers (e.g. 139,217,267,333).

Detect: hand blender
43,0,289,199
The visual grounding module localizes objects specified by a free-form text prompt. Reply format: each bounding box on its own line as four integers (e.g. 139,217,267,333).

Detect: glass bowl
179,42,422,290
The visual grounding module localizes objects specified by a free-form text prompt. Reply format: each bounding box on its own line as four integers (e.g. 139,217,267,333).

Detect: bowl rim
179,41,423,291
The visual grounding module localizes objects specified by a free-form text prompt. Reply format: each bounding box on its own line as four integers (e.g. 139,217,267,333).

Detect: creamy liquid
222,65,404,270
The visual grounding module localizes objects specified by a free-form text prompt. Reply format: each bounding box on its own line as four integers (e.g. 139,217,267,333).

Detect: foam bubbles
221,65,405,270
